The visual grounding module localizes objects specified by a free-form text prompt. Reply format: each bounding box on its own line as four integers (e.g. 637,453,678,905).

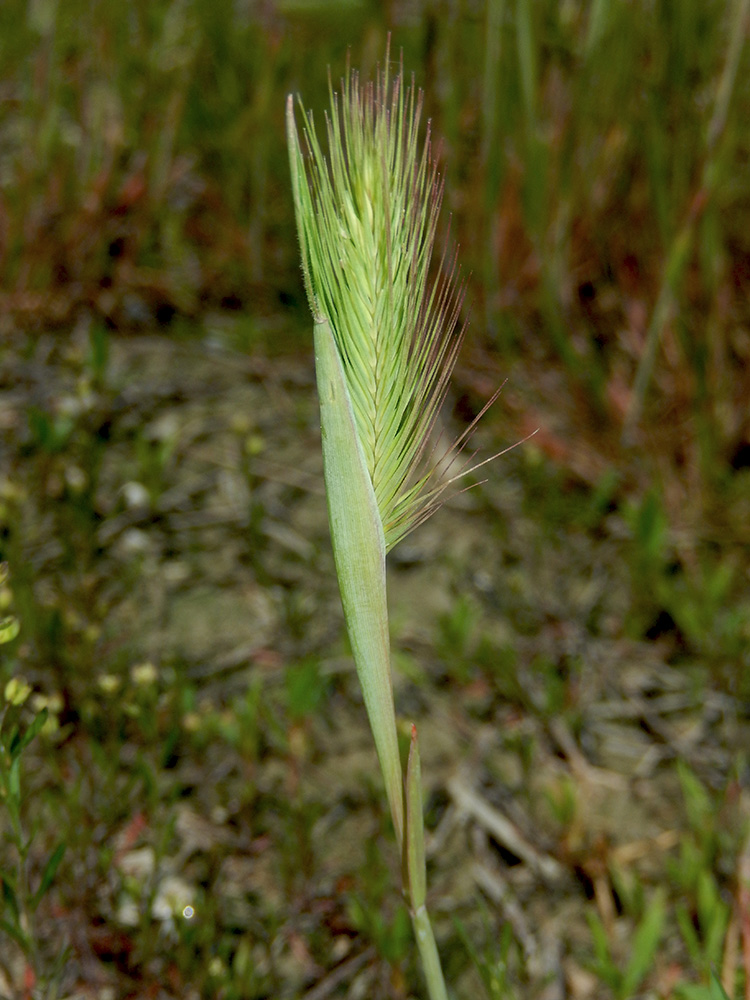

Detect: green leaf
676,901,703,966
285,660,325,720
31,842,66,911
10,709,48,760
586,910,615,975
381,903,411,963
585,0,614,55
516,0,537,123
312,317,403,847
709,969,731,1000
2,787,21,839
677,761,713,834
1,876,20,924
8,755,20,802
0,915,29,950
620,887,666,999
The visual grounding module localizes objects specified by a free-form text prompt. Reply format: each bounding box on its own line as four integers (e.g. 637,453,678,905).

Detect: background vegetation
0,1,749,998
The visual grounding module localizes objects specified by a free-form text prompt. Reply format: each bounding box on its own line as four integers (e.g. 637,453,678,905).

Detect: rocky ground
0,322,747,999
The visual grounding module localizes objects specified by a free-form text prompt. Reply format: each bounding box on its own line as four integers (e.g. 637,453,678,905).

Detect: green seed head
287,48,469,552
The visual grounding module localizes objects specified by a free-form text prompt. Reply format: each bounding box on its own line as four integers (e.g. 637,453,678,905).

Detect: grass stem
412,904,450,1000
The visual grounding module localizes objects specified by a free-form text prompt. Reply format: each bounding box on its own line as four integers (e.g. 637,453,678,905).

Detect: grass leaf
31,842,66,912
620,888,666,999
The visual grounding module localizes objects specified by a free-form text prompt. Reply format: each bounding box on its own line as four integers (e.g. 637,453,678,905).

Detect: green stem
412,904,449,1000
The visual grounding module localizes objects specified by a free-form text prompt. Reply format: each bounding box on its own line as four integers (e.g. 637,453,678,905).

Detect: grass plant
286,46,481,998
0,595,67,995
1,5,750,998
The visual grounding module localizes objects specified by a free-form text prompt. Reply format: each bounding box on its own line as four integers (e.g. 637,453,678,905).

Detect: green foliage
624,488,749,661
436,596,481,683
453,913,518,1000
674,969,733,1000
543,773,578,832
289,49,463,997
0,679,68,993
586,887,667,999
285,658,326,720
670,763,734,977
27,407,76,456
348,895,412,965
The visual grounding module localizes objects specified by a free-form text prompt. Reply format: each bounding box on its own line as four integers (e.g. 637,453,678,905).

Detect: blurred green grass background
3,0,750,515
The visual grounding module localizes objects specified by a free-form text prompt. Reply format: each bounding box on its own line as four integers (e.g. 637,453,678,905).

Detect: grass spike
287,46,489,552
287,42,516,1000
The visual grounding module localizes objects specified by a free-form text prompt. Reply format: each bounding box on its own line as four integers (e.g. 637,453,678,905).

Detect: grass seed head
287,45,472,552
